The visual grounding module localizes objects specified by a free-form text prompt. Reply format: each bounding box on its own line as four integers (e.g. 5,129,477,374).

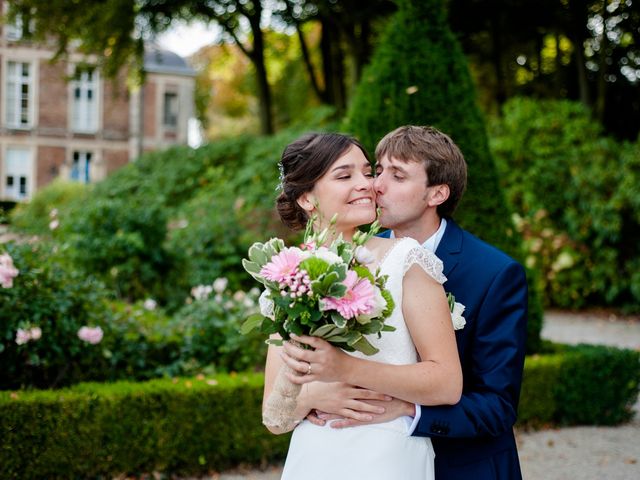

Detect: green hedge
0,374,290,479
518,344,640,427
1,345,638,478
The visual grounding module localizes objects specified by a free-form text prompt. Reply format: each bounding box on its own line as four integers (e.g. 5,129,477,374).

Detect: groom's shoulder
452,222,520,268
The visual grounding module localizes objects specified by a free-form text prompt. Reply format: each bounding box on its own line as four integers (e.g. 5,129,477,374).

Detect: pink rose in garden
260,248,303,284
78,326,104,345
15,326,42,345
320,270,376,319
0,253,19,288
15,328,31,345
29,327,42,340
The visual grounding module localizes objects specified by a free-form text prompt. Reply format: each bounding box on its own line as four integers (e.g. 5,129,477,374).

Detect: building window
71,151,92,183
5,61,33,128
3,6,33,41
71,68,99,133
163,92,178,128
4,147,33,200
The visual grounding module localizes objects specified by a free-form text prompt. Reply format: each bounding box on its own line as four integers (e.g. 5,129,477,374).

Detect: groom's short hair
375,125,467,217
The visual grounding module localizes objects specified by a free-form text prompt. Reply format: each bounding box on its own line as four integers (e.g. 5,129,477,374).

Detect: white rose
143,298,157,311
354,246,376,265
212,277,229,294
451,302,466,330
314,247,343,265
191,285,213,301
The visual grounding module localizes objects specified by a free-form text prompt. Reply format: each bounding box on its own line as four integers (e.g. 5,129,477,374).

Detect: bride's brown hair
276,133,371,230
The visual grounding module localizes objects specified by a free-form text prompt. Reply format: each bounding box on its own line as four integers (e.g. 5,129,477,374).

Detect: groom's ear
296,192,316,213
427,184,450,207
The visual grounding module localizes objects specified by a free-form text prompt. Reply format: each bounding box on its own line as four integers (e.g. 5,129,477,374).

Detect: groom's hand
326,397,416,429
299,382,392,426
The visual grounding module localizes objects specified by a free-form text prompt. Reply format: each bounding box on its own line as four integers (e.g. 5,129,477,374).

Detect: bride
264,132,462,479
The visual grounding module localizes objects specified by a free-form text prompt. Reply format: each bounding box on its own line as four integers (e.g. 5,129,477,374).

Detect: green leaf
240,314,265,335
242,259,261,275
248,244,269,265
310,323,337,337
331,312,347,328
300,257,331,279
353,265,375,283
350,336,379,355
328,283,347,297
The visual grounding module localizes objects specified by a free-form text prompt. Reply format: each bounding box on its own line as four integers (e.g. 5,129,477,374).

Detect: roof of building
144,44,195,77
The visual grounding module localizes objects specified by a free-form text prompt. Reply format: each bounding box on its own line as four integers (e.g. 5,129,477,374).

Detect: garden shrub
0,242,183,388
0,374,289,479
62,196,174,302
1,344,637,478
492,98,640,311
165,283,267,376
9,179,87,234
0,242,113,389
518,344,640,427
344,0,542,352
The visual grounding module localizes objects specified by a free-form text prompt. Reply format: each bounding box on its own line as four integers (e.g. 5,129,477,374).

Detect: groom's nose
373,174,385,195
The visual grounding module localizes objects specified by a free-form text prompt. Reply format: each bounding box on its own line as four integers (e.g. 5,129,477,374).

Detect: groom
306,125,528,479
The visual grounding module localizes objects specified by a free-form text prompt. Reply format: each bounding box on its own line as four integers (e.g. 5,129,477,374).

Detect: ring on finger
306,363,312,375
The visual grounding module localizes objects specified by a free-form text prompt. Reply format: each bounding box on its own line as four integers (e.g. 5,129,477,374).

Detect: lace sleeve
259,289,275,319
403,246,447,284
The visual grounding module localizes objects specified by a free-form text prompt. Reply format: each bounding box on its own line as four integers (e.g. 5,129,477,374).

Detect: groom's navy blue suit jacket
383,219,528,480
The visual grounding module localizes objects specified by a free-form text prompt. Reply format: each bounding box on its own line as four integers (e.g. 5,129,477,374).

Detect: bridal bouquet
241,215,395,429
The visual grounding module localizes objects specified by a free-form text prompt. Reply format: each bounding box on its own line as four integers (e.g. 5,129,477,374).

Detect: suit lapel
435,219,463,278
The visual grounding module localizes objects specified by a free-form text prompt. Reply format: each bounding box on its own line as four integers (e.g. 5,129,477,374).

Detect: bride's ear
427,184,450,207
296,192,316,213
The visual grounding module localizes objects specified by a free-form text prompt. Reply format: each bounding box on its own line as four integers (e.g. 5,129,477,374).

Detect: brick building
0,5,195,201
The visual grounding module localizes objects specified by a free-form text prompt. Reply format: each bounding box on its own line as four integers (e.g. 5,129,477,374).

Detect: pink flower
78,326,104,345
15,328,31,345
0,253,19,288
300,240,316,251
260,248,302,283
29,327,42,341
15,326,41,345
320,270,377,319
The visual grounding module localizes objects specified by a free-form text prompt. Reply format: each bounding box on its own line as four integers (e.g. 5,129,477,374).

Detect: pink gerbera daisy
260,248,302,283
321,270,376,319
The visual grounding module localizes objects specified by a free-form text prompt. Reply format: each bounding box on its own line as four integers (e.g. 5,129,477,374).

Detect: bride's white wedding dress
280,237,447,480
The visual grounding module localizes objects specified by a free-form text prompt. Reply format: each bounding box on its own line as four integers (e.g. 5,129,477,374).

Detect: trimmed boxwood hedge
1,345,638,479
518,344,640,427
0,374,289,479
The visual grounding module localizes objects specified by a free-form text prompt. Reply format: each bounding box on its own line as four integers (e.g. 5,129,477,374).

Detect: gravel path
203,310,640,480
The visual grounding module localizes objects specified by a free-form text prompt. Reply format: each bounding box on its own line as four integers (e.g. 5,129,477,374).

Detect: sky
157,21,221,57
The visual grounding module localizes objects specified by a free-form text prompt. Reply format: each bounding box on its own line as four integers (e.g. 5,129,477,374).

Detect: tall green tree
346,0,542,351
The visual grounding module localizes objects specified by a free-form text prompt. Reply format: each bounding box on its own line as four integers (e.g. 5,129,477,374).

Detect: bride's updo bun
276,133,370,230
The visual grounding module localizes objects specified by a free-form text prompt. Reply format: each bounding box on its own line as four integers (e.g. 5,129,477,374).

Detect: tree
276,0,395,115
448,0,640,139
7,0,277,134
346,0,542,351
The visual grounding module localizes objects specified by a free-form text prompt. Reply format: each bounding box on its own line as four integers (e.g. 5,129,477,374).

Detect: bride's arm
281,265,463,406
263,336,315,435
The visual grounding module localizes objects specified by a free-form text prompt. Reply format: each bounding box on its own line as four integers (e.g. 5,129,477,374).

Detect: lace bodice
350,237,446,365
